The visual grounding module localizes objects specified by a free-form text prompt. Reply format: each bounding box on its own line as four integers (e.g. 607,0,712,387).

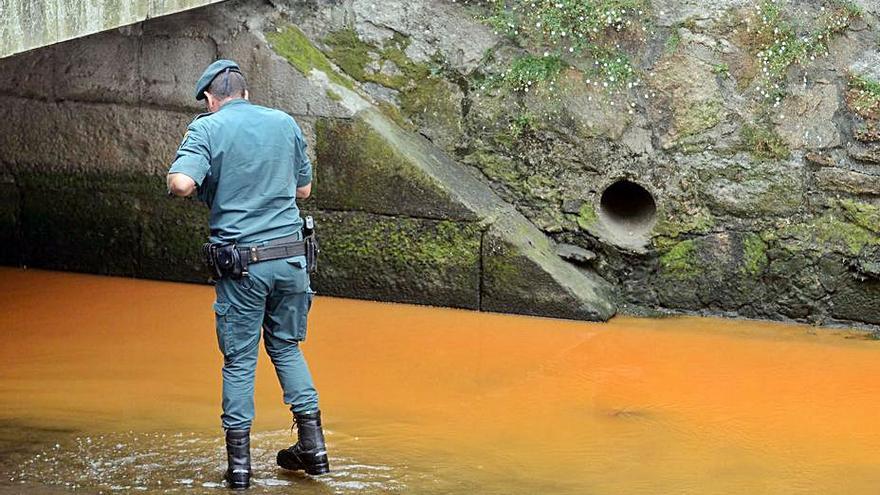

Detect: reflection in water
1,268,879,494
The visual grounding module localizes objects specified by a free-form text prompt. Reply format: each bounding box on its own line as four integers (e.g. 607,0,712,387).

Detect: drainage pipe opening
599,180,657,237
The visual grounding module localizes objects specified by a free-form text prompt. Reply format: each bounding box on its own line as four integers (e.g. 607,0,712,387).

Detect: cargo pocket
285,255,307,269
213,301,233,356
293,290,315,341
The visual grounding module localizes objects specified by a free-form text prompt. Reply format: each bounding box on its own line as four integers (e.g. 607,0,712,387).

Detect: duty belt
239,235,306,264
203,230,319,280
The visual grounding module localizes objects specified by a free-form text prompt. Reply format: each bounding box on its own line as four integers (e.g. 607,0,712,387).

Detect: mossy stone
266,25,354,90
481,223,614,320
676,99,723,138
777,211,880,257
741,233,768,276
576,203,598,231
20,174,141,276
15,170,211,282
307,209,482,309
139,197,211,283
314,117,475,220
658,239,699,279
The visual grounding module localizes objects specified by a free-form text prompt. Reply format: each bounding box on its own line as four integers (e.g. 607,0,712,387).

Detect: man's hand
167,173,197,197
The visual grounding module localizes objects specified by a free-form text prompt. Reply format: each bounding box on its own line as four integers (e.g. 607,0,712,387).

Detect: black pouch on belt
202,242,248,279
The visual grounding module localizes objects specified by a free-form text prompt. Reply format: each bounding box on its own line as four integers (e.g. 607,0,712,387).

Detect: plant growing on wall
847,73,880,120
746,0,861,105
481,0,650,93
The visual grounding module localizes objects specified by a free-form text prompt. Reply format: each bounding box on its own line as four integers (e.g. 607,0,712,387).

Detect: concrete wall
0,0,328,281
0,0,228,59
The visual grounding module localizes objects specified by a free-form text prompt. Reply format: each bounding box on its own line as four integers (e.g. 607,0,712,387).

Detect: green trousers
212,253,318,430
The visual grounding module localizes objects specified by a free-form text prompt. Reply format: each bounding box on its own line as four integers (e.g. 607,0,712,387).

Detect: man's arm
294,130,313,200
167,122,211,198
167,173,197,197
296,183,312,199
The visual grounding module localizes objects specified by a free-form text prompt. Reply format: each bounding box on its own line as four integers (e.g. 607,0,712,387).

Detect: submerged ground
0,268,879,494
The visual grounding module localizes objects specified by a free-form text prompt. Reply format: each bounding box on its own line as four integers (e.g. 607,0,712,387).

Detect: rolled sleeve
169,123,211,186
295,134,313,188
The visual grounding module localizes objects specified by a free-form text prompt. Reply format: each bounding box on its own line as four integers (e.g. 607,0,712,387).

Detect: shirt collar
218,98,250,111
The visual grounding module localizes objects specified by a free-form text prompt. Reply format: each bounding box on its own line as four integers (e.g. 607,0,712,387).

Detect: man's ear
204,92,216,111
244,89,250,101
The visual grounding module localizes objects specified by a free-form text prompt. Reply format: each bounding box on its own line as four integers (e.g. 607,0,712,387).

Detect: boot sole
225,477,250,490
304,463,330,476
277,451,330,476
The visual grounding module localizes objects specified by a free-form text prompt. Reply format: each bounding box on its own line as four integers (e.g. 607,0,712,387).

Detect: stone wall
1,0,879,329
270,0,880,328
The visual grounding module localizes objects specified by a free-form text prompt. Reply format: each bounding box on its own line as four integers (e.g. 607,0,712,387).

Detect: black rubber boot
276,410,330,475
224,429,251,489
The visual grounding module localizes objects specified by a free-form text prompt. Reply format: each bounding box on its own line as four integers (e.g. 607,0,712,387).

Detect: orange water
1,267,879,494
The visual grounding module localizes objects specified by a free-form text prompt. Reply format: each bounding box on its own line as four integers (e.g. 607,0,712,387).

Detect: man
166,59,329,489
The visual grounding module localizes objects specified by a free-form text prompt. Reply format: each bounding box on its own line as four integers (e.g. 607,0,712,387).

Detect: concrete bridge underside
0,0,227,59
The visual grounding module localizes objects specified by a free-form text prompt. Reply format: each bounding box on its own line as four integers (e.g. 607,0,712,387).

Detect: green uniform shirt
168,99,312,244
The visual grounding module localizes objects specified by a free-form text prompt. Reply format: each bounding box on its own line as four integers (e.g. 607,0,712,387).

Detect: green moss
741,233,768,276
312,211,482,308
659,239,700,279
325,214,480,267
677,100,723,137
468,150,520,185
323,30,426,91
326,89,343,102
266,25,354,90
376,102,413,130
323,29,372,81
741,124,790,161
399,75,456,121
314,117,473,220
321,30,459,132
780,212,880,256
653,208,715,240
840,199,880,233
577,203,598,230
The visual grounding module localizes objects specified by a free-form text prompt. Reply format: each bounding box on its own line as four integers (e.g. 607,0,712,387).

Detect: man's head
195,59,249,112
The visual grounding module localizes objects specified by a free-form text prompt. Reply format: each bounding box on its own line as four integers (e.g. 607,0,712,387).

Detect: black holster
203,242,248,280
303,216,320,275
